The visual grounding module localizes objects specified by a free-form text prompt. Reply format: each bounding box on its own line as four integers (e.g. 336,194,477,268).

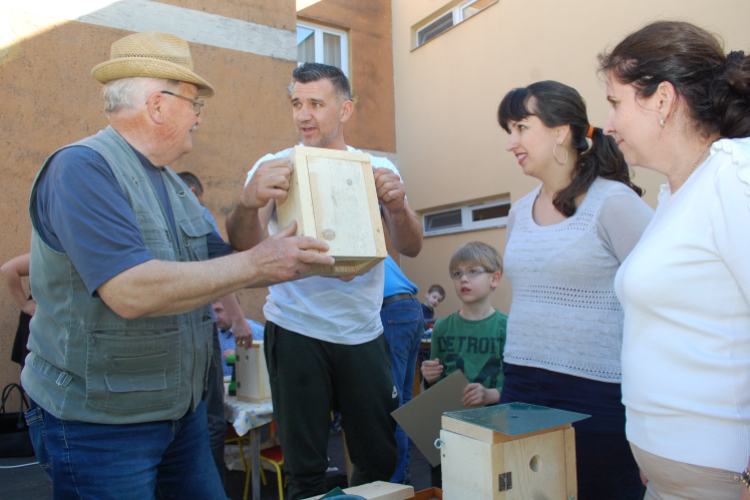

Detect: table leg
251,426,261,500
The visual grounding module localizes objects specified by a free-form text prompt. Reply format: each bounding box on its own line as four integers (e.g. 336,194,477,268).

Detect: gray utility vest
22,126,216,424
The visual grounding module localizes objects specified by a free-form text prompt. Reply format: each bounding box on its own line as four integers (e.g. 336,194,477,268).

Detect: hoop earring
552,143,568,165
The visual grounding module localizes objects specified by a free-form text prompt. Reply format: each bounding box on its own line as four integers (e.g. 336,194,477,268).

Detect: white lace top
503,177,654,383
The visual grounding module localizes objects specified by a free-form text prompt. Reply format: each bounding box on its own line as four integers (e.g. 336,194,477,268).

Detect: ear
146,91,166,124
553,123,571,146
339,99,354,124
655,81,678,122
489,271,502,290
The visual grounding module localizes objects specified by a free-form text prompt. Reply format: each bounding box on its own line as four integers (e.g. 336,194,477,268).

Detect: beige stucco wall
0,2,296,397
393,0,750,318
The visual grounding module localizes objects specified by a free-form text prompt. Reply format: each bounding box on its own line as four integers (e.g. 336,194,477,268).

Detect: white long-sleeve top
615,137,750,473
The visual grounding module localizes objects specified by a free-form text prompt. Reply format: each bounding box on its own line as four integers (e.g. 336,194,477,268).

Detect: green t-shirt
429,309,508,390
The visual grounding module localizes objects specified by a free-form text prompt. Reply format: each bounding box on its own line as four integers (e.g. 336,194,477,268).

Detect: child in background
421,241,508,405
421,284,445,322
421,241,508,488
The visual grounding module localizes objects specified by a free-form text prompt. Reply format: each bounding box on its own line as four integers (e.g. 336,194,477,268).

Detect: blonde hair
449,241,503,274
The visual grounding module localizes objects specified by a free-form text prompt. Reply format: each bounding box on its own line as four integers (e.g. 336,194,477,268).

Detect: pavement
0,431,433,500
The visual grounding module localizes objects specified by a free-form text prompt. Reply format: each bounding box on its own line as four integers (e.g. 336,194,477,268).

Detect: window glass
472,203,510,222
425,209,463,232
417,12,454,46
462,0,494,21
297,26,315,64
323,33,341,68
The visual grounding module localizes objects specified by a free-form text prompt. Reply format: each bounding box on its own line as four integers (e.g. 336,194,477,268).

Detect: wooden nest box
235,341,272,404
277,146,388,276
439,403,589,500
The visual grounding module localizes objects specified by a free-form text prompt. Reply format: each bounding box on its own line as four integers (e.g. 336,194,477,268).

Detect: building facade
392,0,750,317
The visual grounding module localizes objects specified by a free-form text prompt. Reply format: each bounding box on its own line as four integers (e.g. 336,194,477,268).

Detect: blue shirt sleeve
33,146,156,295
201,206,233,258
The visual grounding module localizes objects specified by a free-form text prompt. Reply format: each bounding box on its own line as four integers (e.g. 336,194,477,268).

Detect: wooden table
223,395,274,500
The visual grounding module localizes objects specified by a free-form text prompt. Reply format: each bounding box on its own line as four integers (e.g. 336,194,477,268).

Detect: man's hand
237,157,294,210
222,349,235,360
421,358,444,384
374,168,406,215
249,220,336,286
462,383,500,407
231,318,253,346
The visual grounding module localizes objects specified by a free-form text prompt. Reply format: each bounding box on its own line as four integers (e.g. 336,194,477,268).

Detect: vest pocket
85,329,181,414
180,217,214,261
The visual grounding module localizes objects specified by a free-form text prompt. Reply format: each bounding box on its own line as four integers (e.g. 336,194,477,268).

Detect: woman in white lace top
498,80,654,500
601,21,750,500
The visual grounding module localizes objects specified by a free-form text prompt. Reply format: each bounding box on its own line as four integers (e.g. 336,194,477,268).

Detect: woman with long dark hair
601,21,750,500
497,80,653,500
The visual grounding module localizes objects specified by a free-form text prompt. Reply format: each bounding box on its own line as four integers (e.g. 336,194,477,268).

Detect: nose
603,109,615,136
297,105,312,122
505,132,518,152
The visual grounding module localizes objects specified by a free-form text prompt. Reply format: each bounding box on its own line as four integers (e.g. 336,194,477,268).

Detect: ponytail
554,127,642,217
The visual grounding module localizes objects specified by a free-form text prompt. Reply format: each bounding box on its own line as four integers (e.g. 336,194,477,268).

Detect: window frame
422,197,511,237
415,0,493,48
296,20,349,77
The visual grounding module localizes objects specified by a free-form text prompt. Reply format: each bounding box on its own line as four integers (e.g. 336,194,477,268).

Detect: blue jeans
380,297,423,483
25,400,225,500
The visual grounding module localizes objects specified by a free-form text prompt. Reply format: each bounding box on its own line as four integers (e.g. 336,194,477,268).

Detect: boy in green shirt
421,241,508,406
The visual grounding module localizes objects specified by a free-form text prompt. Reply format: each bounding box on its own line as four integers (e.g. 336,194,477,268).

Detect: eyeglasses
160,90,204,115
450,267,488,280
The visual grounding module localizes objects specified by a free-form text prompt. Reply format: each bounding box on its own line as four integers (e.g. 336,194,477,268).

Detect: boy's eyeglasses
450,267,487,280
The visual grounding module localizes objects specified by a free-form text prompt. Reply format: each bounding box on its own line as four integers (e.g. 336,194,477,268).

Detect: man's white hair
102,77,180,116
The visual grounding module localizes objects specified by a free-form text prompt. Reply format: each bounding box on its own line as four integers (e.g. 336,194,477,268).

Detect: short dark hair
292,63,352,101
599,20,750,139
498,81,642,217
177,171,203,197
428,285,445,297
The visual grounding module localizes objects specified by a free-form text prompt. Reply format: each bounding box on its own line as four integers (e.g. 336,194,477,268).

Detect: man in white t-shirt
226,63,422,499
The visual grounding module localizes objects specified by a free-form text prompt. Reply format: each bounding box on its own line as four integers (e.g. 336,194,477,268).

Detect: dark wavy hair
498,81,642,217
599,20,750,139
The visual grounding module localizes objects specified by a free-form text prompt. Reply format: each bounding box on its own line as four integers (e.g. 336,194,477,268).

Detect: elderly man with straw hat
21,31,335,499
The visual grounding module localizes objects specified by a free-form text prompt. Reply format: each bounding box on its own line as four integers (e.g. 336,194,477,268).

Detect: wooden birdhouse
439,403,588,500
235,341,272,404
277,146,388,276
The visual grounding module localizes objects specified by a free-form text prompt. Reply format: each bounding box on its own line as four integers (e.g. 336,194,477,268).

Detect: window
415,0,497,48
297,21,349,76
423,197,510,237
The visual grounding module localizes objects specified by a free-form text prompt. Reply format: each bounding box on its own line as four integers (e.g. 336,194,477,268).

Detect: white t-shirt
616,137,750,472
244,146,401,345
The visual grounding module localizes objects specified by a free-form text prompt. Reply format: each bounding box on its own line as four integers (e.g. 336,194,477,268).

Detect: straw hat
91,31,215,97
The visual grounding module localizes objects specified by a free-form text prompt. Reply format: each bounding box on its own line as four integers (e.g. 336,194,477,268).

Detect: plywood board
305,481,414,500
440,429,501,499
391,370,479,467
502,431,567,500
564,427,577,499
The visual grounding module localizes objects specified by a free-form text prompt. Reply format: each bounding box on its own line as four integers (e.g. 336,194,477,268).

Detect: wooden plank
502,430,567,500
304,481,413,500
412,488,443,500
278,149,316,238
361,161,388,259
563,427,577,500
441,415,571,444
440,430,499,499
296,146,371,162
